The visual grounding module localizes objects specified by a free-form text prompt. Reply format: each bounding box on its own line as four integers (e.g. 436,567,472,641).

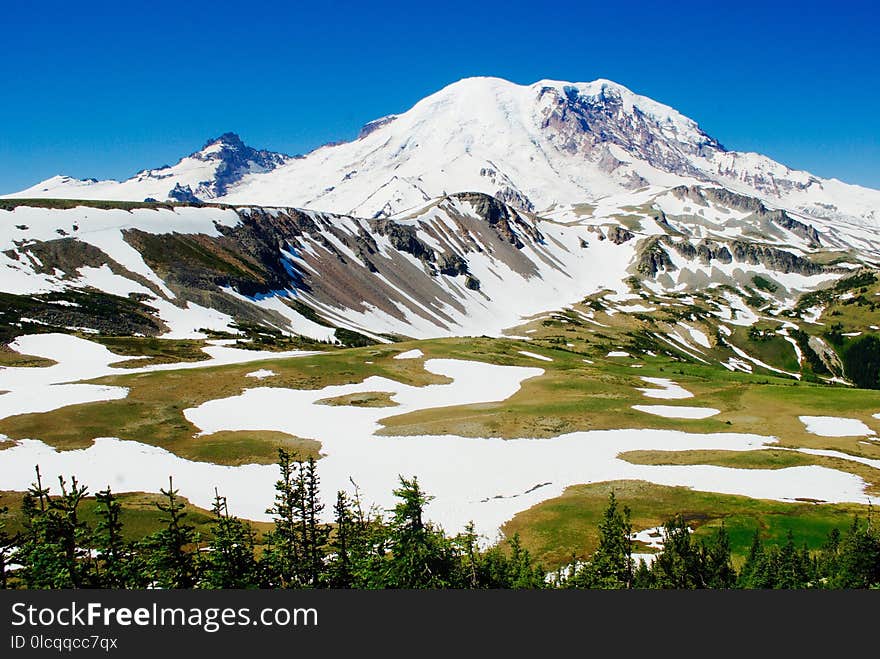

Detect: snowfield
0,345,875,541
9,77,880,229
636,377,694,400
0,333,318,421
631,405,720,419
799,416,876,438
393,349,424,360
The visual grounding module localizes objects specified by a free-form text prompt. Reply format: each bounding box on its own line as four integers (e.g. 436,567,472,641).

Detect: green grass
730,325,800,373
0,348,56,368
502,479,872,568
316,391,399,408
0,340,450,462
619,448,820,469
182,431,322,465
93,336,211,367
0,489,273,542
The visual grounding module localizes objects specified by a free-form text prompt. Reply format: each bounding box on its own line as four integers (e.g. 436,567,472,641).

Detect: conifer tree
93,487,145,588
143,477,199,589
384,476,455,588
503,533,546,589
586,492,634,588
0,505,17,589
832,516,880,588
50,475,93,588
301,457,329,586
15,468,90,588
701,524,736,589
327,491,354,588
649,515,705,588
737,530,766,588
776,530,808,589
263,449,304,587
203,489,259,589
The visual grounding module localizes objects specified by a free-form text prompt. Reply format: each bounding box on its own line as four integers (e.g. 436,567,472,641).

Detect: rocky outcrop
695,239,732,265
494,186,535,213
455,192,543,247
192,133,290,197
436,252,469,276
671,186,821,247
606,226,635,244
536,84,721,182
168,183,201,204
766,210,821,247
639,233,830,280
728,240,824,275
371,220,435,264
636,237,677,276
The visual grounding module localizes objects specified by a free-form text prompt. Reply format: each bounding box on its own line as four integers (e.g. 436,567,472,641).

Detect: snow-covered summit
5,76,879,225
9,131,292,204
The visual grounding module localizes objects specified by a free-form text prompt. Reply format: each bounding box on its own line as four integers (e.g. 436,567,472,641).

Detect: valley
2,76,880,570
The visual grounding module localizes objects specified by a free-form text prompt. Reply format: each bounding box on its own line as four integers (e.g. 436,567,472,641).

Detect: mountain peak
202,132,246,151
5,75,878,227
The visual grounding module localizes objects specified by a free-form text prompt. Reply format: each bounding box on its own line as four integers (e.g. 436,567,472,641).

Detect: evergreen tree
263,449,303,587
338,480,389,588
701,524,736,589
300,458,329,587
327,491,354,588
142,477,199,589
203,489,259,589
776,530,809,589
832,517,880,588
738,530,771,589
15,468,91,589
455,523,482,589
815,526,842,587
50,476,93,588
649,515,705,588
93,487,145,588
0,505,17,589
502,533,546,589
565,492,634,588
383,476,456,588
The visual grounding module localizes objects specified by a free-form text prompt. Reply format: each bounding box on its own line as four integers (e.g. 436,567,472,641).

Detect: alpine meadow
3,74,880,590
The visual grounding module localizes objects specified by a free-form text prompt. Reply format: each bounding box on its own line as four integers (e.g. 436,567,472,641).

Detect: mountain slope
7,77,879,227
10,133,292,204
0,186,861,352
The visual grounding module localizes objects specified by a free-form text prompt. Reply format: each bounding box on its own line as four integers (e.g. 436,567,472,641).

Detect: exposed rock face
638,233,832,279
168,183,201,203
0,289,166,340
728,240,825,275
371,220,436,264
357,115,398,139
606,226,634,244
671,185,822,247
536,84,720,182
436,252,469,276
494,186,535,213
191,133,290,198
695,239,732,265
636,237,677,276
767,210,821,247
456,192,544,247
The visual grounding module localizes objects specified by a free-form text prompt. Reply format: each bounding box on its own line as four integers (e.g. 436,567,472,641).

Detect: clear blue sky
1,0,878,193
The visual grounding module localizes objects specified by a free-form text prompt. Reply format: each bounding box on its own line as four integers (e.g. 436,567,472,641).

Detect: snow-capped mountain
11,132,292,204
6,77,879,227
